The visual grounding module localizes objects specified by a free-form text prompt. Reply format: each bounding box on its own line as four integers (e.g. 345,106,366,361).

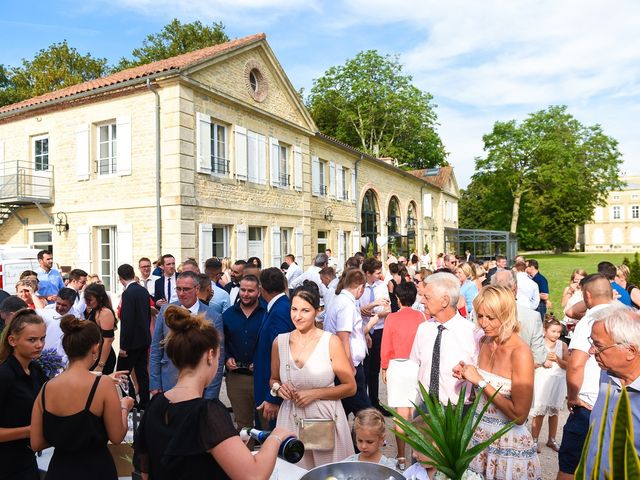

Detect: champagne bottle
240,428,305,463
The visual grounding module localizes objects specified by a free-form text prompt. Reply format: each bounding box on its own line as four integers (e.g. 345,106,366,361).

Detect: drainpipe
147,79,162,258
355,155,363,250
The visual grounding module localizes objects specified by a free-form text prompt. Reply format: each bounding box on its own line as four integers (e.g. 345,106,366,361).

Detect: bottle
240,428,305,464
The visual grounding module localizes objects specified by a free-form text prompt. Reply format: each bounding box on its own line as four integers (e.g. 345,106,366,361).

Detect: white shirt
516,272,540,310
187,301,200,315
324,290,366,366
410,313,482,405
289,266,328,300
569,303,611,407
360,279,389,330
285,262,302,284
37,308,68,365
318,278,339,323
139,274,159,296
163,274,178,303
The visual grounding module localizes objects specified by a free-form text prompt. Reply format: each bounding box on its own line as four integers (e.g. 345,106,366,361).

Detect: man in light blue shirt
584,305,640,478
35,250,65,303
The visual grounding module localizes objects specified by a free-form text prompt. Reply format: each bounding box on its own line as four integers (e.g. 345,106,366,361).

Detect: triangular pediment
183,39,316,133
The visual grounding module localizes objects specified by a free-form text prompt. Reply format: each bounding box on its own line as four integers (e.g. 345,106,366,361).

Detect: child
342,408,398,470
403,416,436,480
530,316,568,452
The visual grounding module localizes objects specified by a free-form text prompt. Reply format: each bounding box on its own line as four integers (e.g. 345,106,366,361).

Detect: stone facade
0,34,457,292
582,175,640,252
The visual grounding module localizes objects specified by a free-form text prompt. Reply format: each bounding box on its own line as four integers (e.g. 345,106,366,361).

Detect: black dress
88,308,117,375
134,394,238,480
42,375,117,479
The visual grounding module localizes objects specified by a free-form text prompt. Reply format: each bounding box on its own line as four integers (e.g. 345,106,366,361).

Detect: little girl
530,316,568,452
403,416,436,480
342,408,398,470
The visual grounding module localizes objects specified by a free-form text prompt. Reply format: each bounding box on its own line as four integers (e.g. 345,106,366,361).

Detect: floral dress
469,369,541,480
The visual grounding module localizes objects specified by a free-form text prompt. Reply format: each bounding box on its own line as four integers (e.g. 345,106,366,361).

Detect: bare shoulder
510,341,534,363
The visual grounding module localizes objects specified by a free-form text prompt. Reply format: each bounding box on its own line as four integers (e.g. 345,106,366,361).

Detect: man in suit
491,270,547,365
116,264,152,408
224,260,247,304
483,254,508,286
254,267,294,429
153,254,177,307
149,270,224,399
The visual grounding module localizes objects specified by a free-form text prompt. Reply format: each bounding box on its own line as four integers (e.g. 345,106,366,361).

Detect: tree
0,41,108,107
306,50,447,168
460,106,624,250
115,19,229,71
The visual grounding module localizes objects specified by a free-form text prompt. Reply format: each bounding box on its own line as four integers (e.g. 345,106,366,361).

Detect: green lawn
526,252,632,316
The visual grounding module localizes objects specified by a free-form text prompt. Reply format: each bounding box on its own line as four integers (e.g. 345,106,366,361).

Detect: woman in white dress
453,285,541,480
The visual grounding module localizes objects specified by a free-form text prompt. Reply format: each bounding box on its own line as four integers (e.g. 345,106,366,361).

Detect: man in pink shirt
410,272,482,407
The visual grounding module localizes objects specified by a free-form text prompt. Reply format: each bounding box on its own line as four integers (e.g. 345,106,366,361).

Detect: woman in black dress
84,283,117,375
0,308,47,480
30,314,134,479
134,306,293,480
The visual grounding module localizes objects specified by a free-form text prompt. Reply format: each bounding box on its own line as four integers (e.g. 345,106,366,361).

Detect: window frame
278,144,290,188
97,226,117,292
319,159,327,196
210,122,229,175
30,229,53,253
317,230,329,254
613,205,621,220
32,134,49,172
211,225,229,258
632,205,640,220
97,122,117,176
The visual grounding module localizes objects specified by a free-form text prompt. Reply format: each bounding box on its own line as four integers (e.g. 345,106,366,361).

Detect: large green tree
114,18,229,71
306,50,447,168
0,41,108,107
460,105,624,250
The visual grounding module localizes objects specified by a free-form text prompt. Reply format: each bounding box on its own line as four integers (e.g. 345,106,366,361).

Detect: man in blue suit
149,270,224,399
254,267,294,429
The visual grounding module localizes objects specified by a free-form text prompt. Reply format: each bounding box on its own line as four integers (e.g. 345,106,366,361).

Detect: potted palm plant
385,383,514,480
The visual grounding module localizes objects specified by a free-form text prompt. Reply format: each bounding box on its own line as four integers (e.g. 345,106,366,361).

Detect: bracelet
98,361,106,367
268,434,283,445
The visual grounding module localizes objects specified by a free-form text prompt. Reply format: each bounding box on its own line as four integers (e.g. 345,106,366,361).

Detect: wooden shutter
336,165,344,200
234,126,247,180
247,131,258,183
196,113,212,174
338,229,345,268
350,169,356,204
271,226,281,267
116,115,131,176
423,193,433,217
270,137,280,186
352,231,361,255
295,227,304,267
117,223,133,268
236,224,248,260
293,146,303,191
76,226,91,272
311,156,320,196
199,224,213,270
257,134,267,185
329,161,336,198
76,124,90,181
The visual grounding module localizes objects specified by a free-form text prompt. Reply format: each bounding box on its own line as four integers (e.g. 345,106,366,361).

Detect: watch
270,382,281,397
478,379,488,389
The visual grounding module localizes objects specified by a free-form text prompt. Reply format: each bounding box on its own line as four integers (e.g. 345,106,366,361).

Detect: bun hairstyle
164,305,220,370
60,315,101,360
292,280,321,309
0,308,44,363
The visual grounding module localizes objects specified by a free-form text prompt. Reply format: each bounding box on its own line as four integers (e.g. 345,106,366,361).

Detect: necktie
368,285,375,303
429,324,446,400
166,277,171,301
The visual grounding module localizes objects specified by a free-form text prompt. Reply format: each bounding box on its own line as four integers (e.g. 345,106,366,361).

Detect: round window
244,62,268,102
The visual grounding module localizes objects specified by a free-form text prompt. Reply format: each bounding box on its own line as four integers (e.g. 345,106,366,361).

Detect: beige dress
275,331,354,470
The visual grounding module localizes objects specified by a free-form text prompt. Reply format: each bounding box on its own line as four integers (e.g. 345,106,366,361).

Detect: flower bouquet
36,348,65,378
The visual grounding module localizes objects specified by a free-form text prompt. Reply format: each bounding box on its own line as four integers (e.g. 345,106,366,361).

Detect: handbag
285,333,336,451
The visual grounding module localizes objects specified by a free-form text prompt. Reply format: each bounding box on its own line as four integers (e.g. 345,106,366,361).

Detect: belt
229,368,253,376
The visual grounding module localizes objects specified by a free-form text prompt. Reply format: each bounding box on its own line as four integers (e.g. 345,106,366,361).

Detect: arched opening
406,201,417,257
387,196,402,256
361,189,379,255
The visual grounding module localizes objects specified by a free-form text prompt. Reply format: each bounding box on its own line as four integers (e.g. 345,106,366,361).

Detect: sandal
396,457,406,471
533,438,541,453
547,439,560,452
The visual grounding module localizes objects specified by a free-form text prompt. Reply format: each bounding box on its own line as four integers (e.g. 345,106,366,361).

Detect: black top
88,308,117,375
0,355,47,479
42,375,117,479
134,395,238,480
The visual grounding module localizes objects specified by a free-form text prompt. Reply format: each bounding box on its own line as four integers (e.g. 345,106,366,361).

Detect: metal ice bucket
299,461,405,480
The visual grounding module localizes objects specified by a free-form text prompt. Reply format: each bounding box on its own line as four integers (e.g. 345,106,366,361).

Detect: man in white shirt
284,254,302,286
558,273,613,479
138,257,159,296
324,268,370,416
359,257,391,412
410,272,481,407
289,253,328,300
37,288,77,365
325,248,339,272
513,261,540,310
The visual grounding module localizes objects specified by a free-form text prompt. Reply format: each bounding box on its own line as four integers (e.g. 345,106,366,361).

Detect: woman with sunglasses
0,308,47,480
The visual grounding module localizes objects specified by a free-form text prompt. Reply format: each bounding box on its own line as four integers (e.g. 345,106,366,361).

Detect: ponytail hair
164,306,220,370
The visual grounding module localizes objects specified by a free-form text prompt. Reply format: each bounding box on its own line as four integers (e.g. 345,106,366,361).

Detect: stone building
581,175,640,252
0,33,457,292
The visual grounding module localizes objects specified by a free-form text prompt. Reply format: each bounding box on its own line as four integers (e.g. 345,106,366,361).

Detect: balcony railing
0,160,54,204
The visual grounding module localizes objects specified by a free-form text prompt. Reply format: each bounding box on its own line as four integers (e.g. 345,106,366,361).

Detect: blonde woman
219,257,232,288
455,262,478,317
453,286,541,480
616,264,640,309
561,269,586,336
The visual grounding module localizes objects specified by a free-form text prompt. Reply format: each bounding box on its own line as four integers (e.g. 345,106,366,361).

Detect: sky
2,0,639,188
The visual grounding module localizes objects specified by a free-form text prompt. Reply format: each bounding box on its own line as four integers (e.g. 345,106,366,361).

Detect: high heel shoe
396,457,406,471
547,439,560,452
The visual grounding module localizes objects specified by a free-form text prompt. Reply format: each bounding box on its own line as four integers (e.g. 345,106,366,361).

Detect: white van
0,246,40,294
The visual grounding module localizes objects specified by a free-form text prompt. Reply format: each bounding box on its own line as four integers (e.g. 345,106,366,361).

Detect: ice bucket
299,461,405,480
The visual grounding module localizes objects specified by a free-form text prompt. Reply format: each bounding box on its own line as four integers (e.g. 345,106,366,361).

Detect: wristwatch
270,382,281,397
477,379,488,389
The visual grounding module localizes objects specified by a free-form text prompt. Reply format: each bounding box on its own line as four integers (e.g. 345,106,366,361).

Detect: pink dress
275,332,354,470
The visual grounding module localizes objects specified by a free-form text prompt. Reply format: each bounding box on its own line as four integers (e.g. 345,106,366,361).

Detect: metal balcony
0,161,54,205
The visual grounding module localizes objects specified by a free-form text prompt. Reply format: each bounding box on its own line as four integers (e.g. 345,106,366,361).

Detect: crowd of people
0,248,638,479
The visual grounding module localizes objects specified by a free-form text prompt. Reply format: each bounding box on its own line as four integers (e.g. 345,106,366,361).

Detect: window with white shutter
271,226,281,267
116,115,131,176
336,165,344,200
423,193,433,218
236,225,248,259
293,146,303,191
196,113,212,174
76,124,90,181
312,156,320,196
234,126,248,180
329,161,336,198
270,137,280,187
350,170,356,204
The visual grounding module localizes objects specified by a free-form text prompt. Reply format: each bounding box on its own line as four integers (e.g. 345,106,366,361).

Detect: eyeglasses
176,286,196,293
588,336,622,354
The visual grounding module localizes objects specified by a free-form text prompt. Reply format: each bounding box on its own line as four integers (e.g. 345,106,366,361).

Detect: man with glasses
442,254,458,271
583,305,640,478
149,271,224,399
557,273,613,480
138,257,159,296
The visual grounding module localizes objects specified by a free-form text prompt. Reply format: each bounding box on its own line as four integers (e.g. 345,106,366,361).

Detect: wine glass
119,375,130,397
